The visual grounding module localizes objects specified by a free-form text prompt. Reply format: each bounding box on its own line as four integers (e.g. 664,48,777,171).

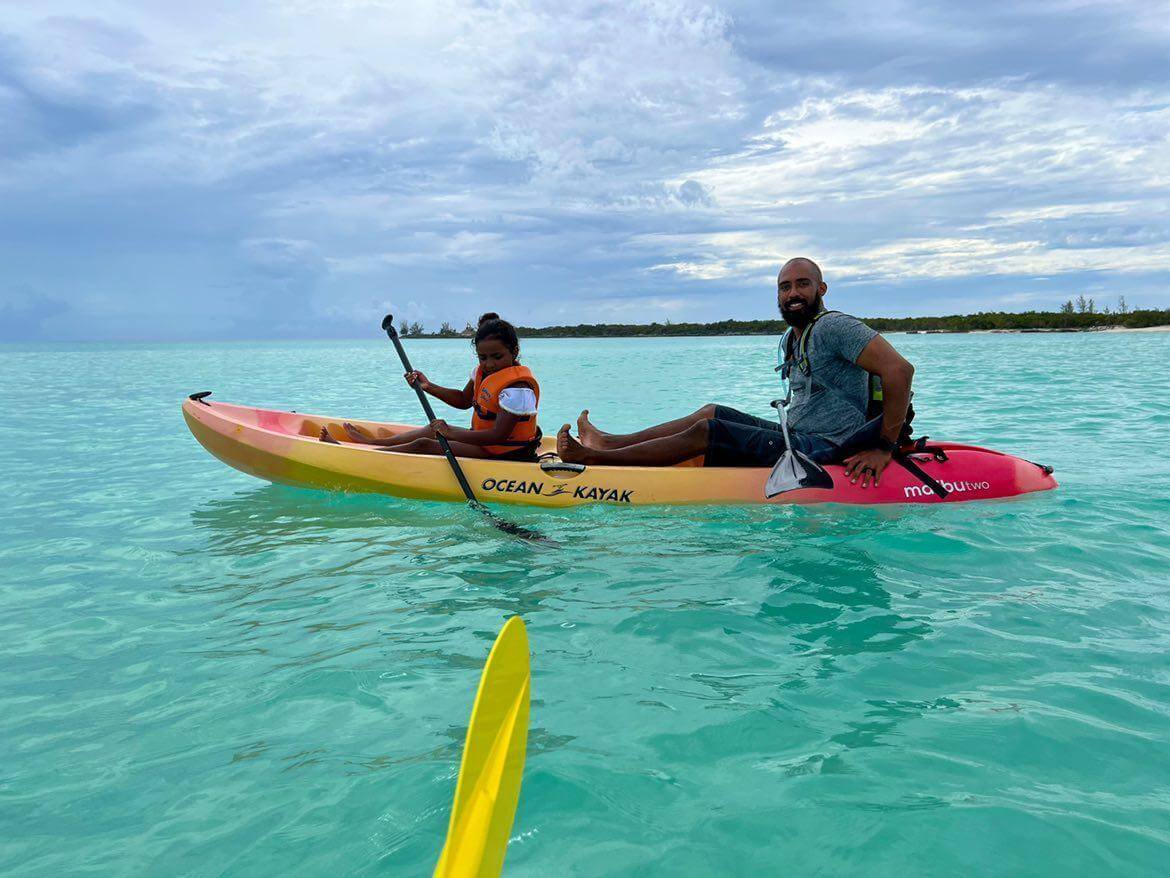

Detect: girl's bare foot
557,424,593,464
319,426,340,444
343,422,374,443
576,409,611,449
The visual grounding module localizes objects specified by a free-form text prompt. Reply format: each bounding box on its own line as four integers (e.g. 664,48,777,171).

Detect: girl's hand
428,419,450,438
405,370,431,391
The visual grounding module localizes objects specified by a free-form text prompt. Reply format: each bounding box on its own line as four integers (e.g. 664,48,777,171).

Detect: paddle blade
765,449,834,498
434,617,531,878
472,502,558,547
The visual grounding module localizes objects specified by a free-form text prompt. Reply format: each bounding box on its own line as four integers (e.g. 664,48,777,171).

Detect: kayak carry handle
189,391,213,406
540,459,586,477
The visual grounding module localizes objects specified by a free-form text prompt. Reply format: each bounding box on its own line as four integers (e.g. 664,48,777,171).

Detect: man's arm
843,335,914,487
854,335,914,446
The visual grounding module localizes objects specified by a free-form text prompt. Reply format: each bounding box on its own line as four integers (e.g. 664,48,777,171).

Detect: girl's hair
473,312,520,356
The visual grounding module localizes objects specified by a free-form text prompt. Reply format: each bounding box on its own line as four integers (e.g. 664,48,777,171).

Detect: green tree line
405,305,1170,338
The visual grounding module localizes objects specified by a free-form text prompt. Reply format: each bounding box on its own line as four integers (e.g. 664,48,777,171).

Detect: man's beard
781,294,823,328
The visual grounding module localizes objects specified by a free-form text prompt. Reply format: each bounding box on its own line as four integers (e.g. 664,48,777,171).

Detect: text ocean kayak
182,397,1058,507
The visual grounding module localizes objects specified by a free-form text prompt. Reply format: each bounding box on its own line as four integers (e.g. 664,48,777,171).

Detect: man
556,257,915,488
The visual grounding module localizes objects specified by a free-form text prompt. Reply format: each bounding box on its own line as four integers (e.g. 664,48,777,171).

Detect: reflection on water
759,548,931,661
186,485,569,655
189,484,488,552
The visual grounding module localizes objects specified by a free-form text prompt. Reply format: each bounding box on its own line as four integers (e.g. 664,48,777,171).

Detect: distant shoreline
407,311,1170,340
405,323,1170,340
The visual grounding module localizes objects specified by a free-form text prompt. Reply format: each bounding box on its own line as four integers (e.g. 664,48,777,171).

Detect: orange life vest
471,364,541,456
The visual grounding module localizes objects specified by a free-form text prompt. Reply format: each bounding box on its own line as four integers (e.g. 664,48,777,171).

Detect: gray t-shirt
784,311,878,444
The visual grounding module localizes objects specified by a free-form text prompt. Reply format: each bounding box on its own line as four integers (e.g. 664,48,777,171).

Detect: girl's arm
437,382,536,446
406,372,474,409
437,411,520,446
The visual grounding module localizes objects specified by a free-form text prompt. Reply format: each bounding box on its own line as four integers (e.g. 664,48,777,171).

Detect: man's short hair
779,257,823,284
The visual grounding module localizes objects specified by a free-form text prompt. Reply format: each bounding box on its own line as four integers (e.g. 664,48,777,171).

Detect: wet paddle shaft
380,315,553,544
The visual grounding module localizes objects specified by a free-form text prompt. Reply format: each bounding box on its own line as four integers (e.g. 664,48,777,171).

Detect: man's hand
428,419,450,438
843,448,893,488
405,370,431,391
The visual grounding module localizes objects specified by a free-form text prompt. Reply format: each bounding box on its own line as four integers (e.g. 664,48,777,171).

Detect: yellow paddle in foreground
434,616,531,878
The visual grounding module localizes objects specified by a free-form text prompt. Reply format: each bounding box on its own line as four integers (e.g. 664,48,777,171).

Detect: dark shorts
489,445,540,462
488,430,543,462
704,406,882,468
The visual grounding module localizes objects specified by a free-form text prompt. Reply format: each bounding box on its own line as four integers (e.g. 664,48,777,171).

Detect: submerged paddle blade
434,616,531,878
765,449,834,498
471,501,559,547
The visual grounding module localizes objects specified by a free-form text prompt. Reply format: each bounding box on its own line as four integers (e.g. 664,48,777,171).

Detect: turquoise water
3,333,1170,876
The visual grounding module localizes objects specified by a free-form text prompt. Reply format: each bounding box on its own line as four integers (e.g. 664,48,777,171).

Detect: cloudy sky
2,1,1168,340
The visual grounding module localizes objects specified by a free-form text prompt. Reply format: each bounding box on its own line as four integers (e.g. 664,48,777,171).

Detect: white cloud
986,202,1136,225
660,82,1170,287
853,237,1170,279
684,84,1170,209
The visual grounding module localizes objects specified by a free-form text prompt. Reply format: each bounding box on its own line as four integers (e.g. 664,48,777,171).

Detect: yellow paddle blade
434,616,530,878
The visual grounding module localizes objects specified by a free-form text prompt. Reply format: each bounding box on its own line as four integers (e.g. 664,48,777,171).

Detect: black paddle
381,315,555,546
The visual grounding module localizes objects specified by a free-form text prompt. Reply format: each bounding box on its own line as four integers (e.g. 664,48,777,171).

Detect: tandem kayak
182,396,1058,507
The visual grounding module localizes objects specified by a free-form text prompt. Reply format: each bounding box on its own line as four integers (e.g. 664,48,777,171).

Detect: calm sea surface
2,334,1169,876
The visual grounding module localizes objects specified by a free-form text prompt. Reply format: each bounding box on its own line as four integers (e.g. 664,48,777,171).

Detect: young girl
322,313,542,460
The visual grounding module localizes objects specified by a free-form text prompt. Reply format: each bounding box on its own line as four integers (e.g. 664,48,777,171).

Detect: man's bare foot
557,424,594,464
319,426,340,444
576,409,612,449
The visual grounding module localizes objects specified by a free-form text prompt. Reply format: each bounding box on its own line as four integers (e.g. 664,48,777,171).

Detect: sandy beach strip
900,325,1170,335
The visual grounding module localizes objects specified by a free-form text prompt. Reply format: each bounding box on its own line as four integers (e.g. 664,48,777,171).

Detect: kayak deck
182,397,1058,507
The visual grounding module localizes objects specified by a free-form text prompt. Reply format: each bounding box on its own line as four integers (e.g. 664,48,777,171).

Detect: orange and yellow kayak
182,397,1058,507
